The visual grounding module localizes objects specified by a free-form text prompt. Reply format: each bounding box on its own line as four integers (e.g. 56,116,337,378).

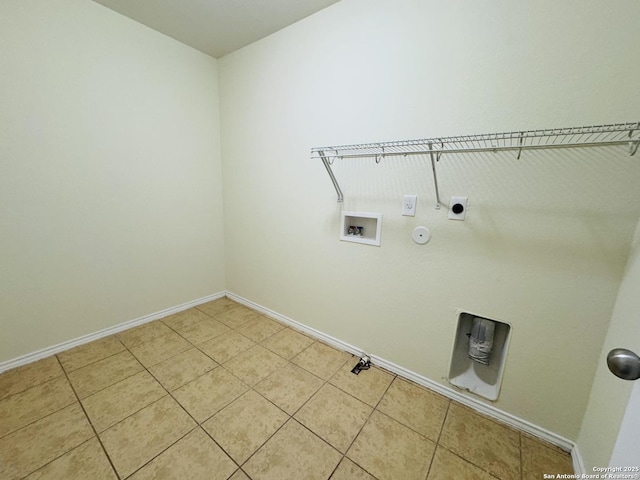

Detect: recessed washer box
340,211,382,246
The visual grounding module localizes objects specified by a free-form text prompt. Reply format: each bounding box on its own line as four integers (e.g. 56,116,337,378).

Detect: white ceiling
92,0,340,58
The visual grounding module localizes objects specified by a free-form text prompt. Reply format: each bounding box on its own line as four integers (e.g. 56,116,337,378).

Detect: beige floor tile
521,435,573,479
439,403,520,480
67,350,143,399
128,330,192,368
228,470,251,480
236,316,286,342
149,347,217,391
198,330,256,364
172,367,248,422
224,345,288,386
291,342,352,380
347,411,435,480
25,437,117,480
243,419,341,480
81,371,166,432
330,363,394,407
57,336,125,372
0,356,63,401
0,403,94,480
0,376,76,437
161,308,213,331
128,428,236,480
331,457,376,480
116,320,173,349
261,328,315,359
427,446,498,480
254,362,324,415
214,306,261,329
377,377,449,441
195,298,238,317
174,317,230,345
203,390,288,464
295,384,372,453
99,396,196,479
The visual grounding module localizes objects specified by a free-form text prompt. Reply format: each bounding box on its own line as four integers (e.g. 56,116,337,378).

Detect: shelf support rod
318,150,344,203
630,126,639,156
428,143,442,210
517,132,524,160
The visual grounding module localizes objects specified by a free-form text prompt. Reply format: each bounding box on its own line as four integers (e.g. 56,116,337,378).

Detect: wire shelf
312,122,640,204
312,122,640,160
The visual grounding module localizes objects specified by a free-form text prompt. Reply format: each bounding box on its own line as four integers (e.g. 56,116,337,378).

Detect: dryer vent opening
448,312,511,401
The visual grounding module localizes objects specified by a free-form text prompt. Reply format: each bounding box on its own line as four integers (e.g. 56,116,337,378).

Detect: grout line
434,398,452,446
0,378,77,440
237,353,337,463
0,366,66,404
366,376,448,443
56,356,122,480
326,456,345,479
424,399,452,479
234,415,294,470
81,322,205,478
69,364,146,402
120,330,243,477
225,339,356,471
82,371,169,432
519,432,524,480
58,341,128,376
434,402,519,479
287,376,329,418
290,417,344,455
435,446,503,479
336,370,397,478
2,302,273,479
4,299,561,479
140,356,246,475
123,426,202,479
229,292,577,454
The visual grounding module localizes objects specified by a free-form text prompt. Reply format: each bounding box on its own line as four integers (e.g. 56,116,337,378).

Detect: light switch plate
402,195,417,216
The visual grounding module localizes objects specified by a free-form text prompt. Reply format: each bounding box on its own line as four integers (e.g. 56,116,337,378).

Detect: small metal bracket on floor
351,355,371,375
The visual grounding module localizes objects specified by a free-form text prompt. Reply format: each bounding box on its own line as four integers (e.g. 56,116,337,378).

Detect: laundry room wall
218,0,640,440
0,0,226,363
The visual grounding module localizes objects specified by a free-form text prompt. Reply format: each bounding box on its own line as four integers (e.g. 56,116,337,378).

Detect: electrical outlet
448,196,468,220
402,195,417,216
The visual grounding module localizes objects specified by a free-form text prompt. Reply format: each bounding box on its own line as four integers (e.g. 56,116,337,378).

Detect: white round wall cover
412,226,431,245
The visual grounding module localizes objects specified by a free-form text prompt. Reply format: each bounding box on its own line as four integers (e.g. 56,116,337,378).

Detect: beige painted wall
218,0,640,439
577,220,640,468
0,0,225,363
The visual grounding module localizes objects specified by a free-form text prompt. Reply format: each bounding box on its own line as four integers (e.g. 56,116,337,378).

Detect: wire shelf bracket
312,122,640,207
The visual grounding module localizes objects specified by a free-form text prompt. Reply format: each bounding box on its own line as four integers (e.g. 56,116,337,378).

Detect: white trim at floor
226,291,584,473
0,291,225,374
0,290,584,474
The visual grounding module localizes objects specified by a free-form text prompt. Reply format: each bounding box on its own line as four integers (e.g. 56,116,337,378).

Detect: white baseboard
571,444,586,475
1,289,579,464
226,291,576,455
225,292,364,358
0,291,225,374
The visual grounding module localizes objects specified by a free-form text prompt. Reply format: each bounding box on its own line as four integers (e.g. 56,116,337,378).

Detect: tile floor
0,297,574,479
